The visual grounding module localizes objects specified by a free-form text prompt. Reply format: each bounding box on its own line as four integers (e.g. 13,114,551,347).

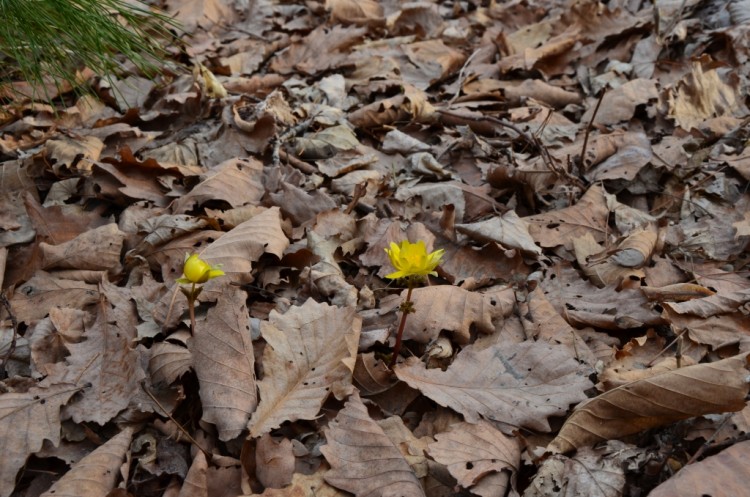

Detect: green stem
389,284,414,369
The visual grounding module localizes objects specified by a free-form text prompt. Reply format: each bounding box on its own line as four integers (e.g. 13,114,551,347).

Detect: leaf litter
1,0,750,495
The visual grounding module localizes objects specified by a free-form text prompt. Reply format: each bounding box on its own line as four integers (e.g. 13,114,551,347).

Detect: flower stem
188,282,197,335
389,284,414,369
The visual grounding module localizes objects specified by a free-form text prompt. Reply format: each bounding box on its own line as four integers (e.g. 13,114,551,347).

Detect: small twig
0,292,19,379
686,416,730,465
140,381,213,462
278,148,317,174
580,88,606,170
344,182,367,215
646,327,689,367
448,48,482,107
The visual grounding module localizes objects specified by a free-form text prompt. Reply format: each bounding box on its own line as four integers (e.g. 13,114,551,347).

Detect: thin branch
580,88,606,170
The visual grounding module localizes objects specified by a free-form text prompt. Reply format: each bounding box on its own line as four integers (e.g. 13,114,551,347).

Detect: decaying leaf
39,427,134,497
428,421,520,497
548,354,750,454
0,383,80,497
248,299,360,438
395,340,593,431
190,283,256,441
321,392,426,497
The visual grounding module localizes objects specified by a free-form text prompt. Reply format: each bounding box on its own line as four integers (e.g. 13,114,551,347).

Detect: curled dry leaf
321,392,426,497
256,434,295,489
0,383,80,497
395,340,593,432
428,421,520,497
39,427,134,497
148,340,192,386
40,223,126,273
573,232,645,288
189,283,256,441
248,299,361,438
403,285,515,344
547,354,750,454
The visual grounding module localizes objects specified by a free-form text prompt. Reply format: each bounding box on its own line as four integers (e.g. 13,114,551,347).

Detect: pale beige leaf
321,393,426,497
200,206,289,279
133,214,208,254
547,354,750,454
44,284,139,424
395,341,593,432
256,434,295,489
650,439,750,497
0,383,79,497
190,283,256,441
428,421,520,497
250,469,347,497
456,211,542,255
248,299,361,438
178,451,208,497
39,427,134,497
525,185,609,249
403,285,515,345
40,223,125,272
326,0,383,24
172,158,265,214
573,232,645,287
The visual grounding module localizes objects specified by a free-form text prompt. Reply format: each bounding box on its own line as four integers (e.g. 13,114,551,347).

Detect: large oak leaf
190,283,257,441
248,299,360,438
547,354,750,454
395,341,592,431
321,393,426,497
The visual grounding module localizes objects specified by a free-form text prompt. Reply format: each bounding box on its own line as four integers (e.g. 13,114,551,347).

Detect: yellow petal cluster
177,254,225,284
384,240,444,280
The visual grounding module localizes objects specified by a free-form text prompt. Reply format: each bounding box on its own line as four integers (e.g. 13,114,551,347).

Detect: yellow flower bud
177,254,225,284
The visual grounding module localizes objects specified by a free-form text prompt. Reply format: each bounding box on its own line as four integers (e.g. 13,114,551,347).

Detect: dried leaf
39,427,134,497
428,421,520,497
321,393,426,497
548,354,750,454
40,223,126,273
190,283,256,441
0,383,80,497
179,451,209,497
456,210,542,255
256,434,295,489
395,341,593,431
248,299,361,438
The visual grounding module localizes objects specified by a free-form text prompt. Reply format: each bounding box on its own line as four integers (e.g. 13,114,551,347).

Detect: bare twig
580,88,606,170
448,48,482,107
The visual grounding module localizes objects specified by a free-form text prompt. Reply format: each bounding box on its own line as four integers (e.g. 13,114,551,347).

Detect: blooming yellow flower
177,254,224,284
384,240,445,280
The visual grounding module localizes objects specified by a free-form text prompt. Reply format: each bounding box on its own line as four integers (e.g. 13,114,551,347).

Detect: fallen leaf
321,392,426,497
248,299,360,438
547,354,750,454
395,340,593,431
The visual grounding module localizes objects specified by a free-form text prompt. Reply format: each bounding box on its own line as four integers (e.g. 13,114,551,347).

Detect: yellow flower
384,240,445,280
176,254,224,284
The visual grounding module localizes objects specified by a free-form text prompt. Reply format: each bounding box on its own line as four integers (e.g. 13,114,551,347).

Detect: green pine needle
0,0,180,102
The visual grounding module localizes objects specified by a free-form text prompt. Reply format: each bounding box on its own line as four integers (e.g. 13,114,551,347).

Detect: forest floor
2,0,750,496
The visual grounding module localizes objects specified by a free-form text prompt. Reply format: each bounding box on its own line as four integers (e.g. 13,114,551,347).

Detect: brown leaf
251,469,348,497
395,340,593,431
190,283,257,441
456,210,542,255
171,157,265,214
402,286,515,344
10,271,99,323
326,0,383,25
148,339,192,386
547,354,750,454
44,283,139,424
321,392,426,497
40,223,126,273
248,299,360,438
0,383,80,497
649,438,750,497
428,421,520,497
525,185,609,249
256,434,295,489
39,427,134,497
179,451,208,497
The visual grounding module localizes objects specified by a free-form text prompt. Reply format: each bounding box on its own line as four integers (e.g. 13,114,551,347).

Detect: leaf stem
188,282,197,335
